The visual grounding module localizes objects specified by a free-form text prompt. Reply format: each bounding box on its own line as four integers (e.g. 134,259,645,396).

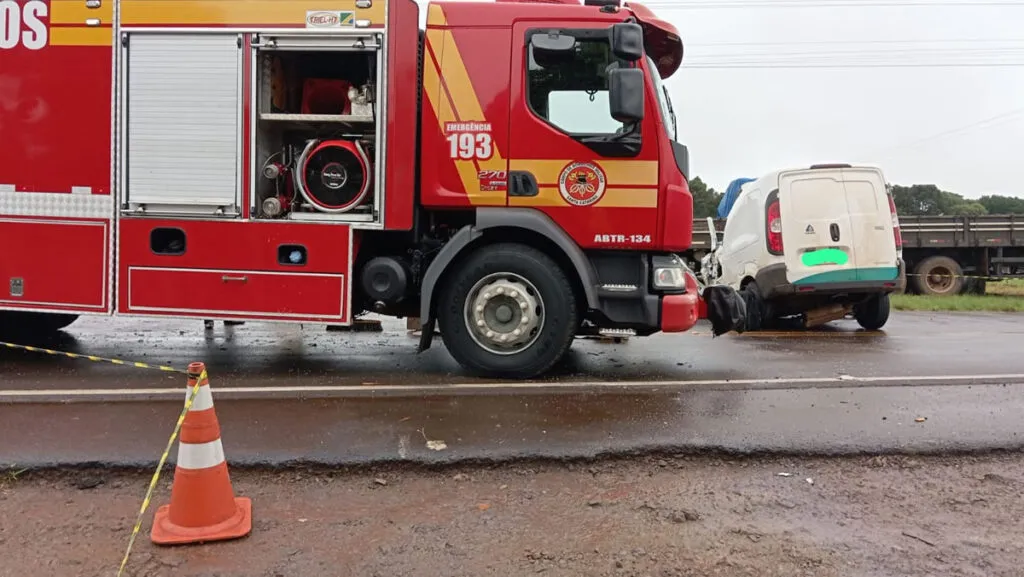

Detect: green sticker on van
801,248,849,267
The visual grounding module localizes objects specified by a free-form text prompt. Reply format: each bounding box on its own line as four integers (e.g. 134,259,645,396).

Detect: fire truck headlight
653,267,686,289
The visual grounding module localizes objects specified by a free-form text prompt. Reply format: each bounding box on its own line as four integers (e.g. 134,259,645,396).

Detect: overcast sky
419,0,1024,199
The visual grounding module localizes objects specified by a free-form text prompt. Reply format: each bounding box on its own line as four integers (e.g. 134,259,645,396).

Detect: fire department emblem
558,161,606,207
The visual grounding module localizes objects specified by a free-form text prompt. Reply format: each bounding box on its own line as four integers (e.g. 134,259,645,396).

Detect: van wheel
739,281,764,332
912,256,964,296
437,243,578,379
854,294,890,330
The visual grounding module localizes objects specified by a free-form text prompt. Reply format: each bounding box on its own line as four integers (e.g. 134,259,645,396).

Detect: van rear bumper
755,259,906,300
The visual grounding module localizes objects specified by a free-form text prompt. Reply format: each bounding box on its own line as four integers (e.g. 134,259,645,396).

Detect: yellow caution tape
0,339,202,575
905,273,1005,281
0,341,185,374
117,369,204,577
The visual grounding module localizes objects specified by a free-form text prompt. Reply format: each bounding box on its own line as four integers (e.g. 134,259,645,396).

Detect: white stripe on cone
177,438,227,470
188,384,214,412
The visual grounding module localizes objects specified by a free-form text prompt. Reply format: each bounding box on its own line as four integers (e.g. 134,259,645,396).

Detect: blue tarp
716,177,756,219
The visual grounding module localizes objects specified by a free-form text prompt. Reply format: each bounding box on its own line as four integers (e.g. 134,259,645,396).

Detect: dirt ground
2,452,1023,577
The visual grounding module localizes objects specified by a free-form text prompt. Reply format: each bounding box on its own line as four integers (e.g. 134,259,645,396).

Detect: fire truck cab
1,0,724,379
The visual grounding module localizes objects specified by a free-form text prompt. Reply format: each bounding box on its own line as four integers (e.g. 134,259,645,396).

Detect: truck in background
2,0,749,379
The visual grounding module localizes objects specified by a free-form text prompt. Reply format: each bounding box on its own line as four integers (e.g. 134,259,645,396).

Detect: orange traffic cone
151,362,252,545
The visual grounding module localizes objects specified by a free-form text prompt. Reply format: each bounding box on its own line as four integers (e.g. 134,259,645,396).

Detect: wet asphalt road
1,312,1023,467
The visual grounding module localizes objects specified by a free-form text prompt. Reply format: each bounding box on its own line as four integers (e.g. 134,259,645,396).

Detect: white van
701,164,906,331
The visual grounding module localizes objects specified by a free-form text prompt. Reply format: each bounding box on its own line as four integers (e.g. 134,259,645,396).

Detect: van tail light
887,193,902,249
766,197,783,254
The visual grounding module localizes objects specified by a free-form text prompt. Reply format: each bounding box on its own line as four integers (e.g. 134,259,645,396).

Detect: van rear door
777,168,857,284
837,167,900,281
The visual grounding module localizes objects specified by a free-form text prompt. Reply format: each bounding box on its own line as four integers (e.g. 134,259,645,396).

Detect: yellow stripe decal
510,186,658,209
50,26,113,47
427,3,446,26
50,0,113,25
422,35,487,202
510,159,659,187
121,0,384,26
424,6,506,206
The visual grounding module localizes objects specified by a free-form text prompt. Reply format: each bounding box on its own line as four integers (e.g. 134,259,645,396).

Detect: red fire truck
1,0,726,378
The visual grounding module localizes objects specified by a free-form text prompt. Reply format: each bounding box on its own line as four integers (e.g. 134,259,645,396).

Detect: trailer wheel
437,243,578,379
854,293,890,330
912,256,964,296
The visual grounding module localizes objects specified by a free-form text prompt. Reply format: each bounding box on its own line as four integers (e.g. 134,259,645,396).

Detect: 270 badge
477,170,507,192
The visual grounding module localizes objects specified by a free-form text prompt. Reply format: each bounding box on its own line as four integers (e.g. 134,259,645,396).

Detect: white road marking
1,373,1024,400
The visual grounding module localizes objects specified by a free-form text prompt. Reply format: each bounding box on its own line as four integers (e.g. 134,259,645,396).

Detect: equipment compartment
0,218,110,312
116,218,354,322
126,267,349,321
120,32,244,217
252,33,383,225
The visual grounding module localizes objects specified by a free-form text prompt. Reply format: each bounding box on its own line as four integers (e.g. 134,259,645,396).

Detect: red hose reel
295,139,372,213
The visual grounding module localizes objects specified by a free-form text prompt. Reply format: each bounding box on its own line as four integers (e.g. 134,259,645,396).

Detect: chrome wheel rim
463,272,544,356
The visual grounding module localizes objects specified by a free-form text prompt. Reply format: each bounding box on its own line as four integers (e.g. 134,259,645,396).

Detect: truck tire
0,311,79,337
436,243,578,379
854,293,890,330
912,256,964,296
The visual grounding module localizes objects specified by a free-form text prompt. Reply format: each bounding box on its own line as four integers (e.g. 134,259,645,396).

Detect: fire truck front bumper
660,292,701,333
654,257,702,333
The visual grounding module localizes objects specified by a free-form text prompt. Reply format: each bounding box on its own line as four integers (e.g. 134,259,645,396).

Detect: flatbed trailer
684,215,1024,296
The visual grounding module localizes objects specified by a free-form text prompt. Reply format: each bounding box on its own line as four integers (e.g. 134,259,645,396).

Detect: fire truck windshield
528,39,673,155
647,55,677,142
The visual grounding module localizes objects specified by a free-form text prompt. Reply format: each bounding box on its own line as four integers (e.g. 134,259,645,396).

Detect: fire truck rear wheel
0,311,79,336
437,243,579,379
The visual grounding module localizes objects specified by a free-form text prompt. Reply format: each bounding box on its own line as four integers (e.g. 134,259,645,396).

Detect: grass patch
990,278,1024,297
891,294,1024,312
893,282,1024,313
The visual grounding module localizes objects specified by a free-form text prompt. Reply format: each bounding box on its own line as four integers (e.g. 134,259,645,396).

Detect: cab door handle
508,171,538,197
829,223,840,242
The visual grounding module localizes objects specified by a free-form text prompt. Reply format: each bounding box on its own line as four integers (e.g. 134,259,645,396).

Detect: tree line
688,177,1024,219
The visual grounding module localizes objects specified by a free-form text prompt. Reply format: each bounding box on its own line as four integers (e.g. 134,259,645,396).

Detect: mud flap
417,317,437,353
702,285,747,337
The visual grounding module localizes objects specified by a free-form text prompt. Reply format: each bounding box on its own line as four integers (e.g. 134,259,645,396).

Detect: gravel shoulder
2,452,1023,577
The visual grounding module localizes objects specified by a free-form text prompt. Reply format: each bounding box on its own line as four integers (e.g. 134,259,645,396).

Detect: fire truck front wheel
437,243,579,379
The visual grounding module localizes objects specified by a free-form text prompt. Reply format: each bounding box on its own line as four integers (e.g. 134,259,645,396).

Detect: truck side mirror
530,32,577,67
609,22,643,62
608,67,644,123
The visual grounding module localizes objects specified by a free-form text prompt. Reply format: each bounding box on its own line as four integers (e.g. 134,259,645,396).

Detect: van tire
739,281,764,332
436,242,578,379
854,294,890,330
912,256,964,296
